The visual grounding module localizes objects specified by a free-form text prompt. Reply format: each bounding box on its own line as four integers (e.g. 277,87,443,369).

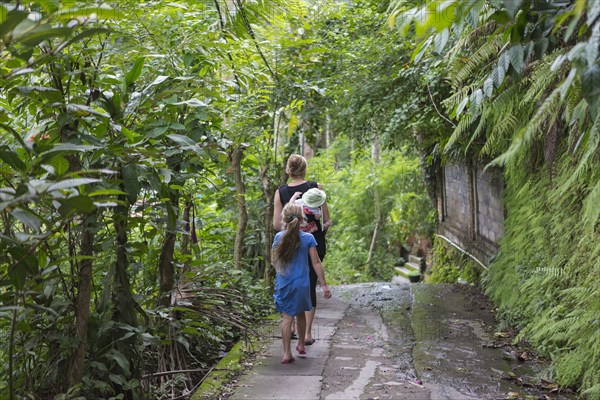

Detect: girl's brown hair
286,154,307,179
272,203,303,273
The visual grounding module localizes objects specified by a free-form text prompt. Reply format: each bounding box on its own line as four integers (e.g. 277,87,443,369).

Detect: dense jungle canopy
0,0,598,399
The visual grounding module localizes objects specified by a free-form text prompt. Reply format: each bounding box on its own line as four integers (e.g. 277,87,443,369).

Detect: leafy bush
310,142,436,284
429,238,482,285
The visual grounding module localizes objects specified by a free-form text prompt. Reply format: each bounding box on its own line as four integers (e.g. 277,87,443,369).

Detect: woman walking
273,203,331,364
273,154,331,345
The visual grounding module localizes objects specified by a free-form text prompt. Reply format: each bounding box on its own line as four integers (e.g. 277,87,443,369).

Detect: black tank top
278,181,321,231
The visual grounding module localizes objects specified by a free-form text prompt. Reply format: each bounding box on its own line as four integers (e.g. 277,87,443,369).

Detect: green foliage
391,1,600,395
315,0,452,152
394,0,600,230
312,141,435,284
429,237,481,285
0,0,291,398
484,154,600,397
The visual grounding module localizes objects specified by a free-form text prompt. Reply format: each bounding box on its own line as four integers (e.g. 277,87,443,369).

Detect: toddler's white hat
302,188,326,208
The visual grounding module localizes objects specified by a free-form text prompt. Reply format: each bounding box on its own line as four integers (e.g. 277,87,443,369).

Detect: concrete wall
438,162,504,265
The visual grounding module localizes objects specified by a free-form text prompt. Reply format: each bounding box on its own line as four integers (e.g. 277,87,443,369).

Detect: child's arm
290,191,303,202
309,248,331,299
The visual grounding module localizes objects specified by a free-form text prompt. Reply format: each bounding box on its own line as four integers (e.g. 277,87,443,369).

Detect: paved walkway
229,290,348,400
227,283,575,400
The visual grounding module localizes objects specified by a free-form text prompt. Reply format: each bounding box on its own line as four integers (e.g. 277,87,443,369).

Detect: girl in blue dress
273,202,332,364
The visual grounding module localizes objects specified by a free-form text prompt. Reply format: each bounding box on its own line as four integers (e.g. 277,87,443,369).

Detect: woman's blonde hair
272,203,303,273
286,154,307,179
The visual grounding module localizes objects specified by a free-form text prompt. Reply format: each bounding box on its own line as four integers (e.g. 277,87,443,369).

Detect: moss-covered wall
433,153,599,398
484,154,599,398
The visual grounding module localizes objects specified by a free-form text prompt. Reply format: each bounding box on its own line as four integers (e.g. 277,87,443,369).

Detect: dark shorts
308,230,327,308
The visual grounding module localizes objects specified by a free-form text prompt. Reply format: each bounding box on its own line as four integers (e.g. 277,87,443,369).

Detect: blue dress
273,231,317,316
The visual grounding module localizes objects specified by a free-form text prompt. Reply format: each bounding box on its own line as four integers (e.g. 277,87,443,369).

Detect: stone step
404,261,421,273
409,255,424,265
395,265,419,279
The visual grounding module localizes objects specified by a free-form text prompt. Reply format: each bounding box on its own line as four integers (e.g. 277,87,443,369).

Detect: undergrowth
428,237,482,285
484,154,600,398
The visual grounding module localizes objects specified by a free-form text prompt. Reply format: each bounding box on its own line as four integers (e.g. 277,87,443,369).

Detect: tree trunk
229,147,247,269
181,198,193,274
111,200,139,399
371,135,381,162
366,139,381,271
158,191,179,307
260,165,274,283
68,213,96,386
113,202,138,328
365,218,380,270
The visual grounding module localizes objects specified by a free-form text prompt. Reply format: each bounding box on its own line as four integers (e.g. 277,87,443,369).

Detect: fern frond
490,86,564,167
582,384,600,399
443,83,478,112
481,114,517,156
558,108,600,193
450,36,503,88
566,98,590,146
565,75,582,120
522,58,561,107
489,83,521,113
583,179,600,232
445,112,476,152
466,106,491,153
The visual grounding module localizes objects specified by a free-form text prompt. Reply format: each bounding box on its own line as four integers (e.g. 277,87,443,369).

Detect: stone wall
438,162,504,265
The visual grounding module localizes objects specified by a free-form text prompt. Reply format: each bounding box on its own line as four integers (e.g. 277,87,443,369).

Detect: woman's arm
309,247,331,299
273,189,283,231
317,183,331,232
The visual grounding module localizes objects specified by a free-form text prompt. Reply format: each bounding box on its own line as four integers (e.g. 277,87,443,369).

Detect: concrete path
227,283,574,400
229,290,348,400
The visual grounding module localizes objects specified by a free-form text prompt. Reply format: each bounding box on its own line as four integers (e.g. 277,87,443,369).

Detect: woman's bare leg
305,307,316,343
296,313,307,353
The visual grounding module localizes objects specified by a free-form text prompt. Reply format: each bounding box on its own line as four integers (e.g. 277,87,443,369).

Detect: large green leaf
169,99,208,107
166,202,177,231
0,8,28,37
105,349,131,375
509,44,524,73
47,178,101,192
17,26,72,47
56,27,110,52
122,163,140,204
0,123,29,152
11,208,43,231
126,57,145,86
0,147,26,171
582,64,600,103
504,0,523,20
167,134,197,148
66,104,110,118
55,6,124,21
58,195,97,215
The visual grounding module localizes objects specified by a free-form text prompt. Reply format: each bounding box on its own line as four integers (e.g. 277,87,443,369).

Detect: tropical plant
390,0,600,395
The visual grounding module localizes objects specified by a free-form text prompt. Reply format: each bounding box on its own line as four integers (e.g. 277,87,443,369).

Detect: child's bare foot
281,356,295,364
